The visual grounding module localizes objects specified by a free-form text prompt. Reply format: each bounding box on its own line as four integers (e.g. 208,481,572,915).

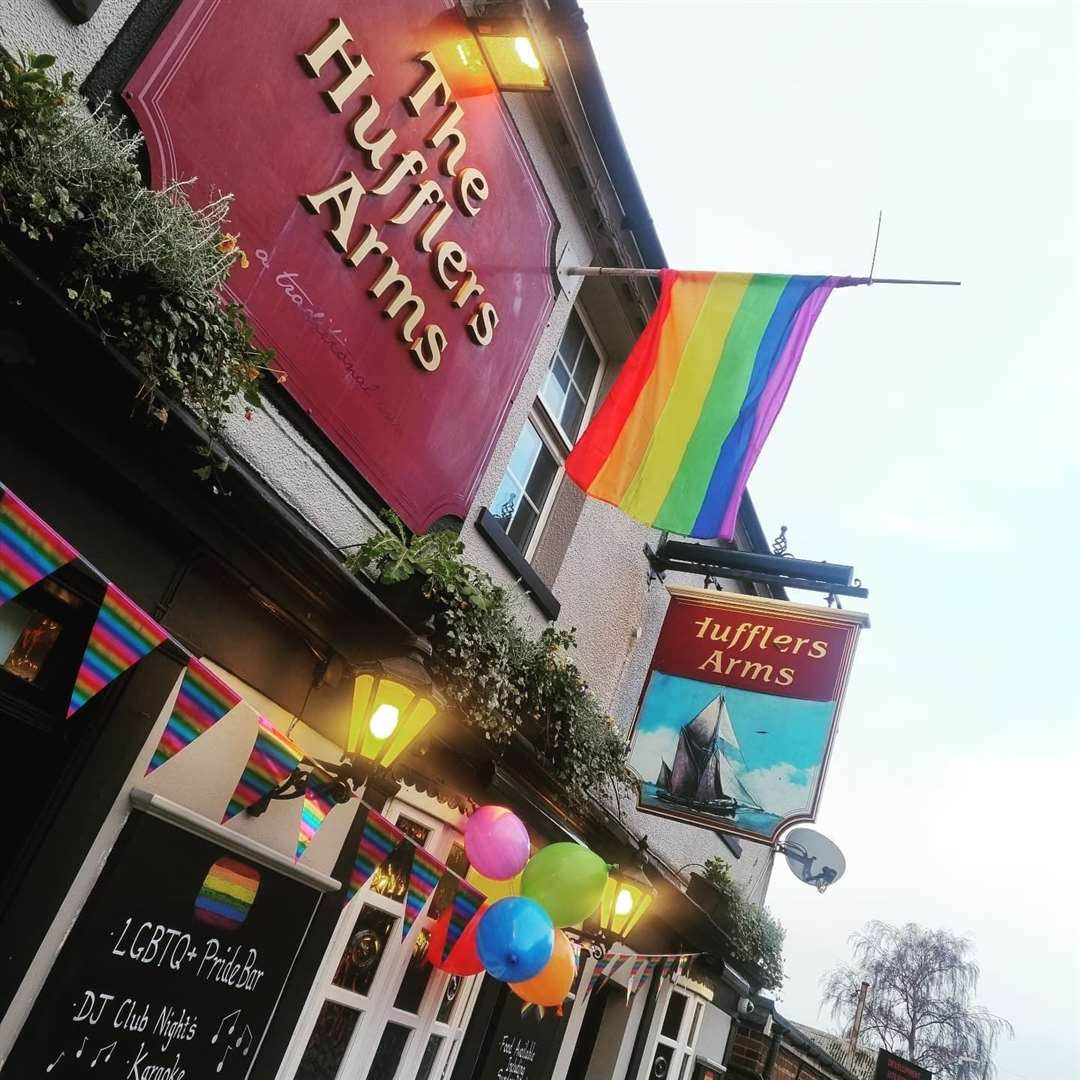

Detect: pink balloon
465,806,530,881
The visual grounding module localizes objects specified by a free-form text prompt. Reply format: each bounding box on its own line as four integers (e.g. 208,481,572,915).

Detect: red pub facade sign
126,1,557,531
627,587,867,844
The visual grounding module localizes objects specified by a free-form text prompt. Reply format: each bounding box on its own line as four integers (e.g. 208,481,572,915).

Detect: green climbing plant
347,512,635,805
0,51,278,439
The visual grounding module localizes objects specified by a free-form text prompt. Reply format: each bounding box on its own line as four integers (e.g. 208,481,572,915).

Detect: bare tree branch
820,922,1012,1080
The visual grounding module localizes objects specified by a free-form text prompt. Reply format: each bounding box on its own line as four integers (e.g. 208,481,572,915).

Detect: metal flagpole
564,266,961,286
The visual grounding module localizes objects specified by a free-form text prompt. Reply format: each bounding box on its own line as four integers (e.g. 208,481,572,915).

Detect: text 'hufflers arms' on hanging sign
627,587,868,843
124,1,557,532
0,811,323,1080
647,588,866,701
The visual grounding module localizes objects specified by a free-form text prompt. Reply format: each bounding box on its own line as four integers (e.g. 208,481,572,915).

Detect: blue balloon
475,897,554,982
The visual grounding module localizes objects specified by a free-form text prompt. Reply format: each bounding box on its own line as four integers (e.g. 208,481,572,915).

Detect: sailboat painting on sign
634,676,833,840
628,586,868,844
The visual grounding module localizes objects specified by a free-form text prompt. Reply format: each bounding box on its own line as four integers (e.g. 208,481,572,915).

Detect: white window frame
496,307,607,561
634,978,709,1080
276,795,482,1080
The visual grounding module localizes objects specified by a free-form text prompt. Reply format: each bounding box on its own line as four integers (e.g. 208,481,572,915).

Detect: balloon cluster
427,805,610,1009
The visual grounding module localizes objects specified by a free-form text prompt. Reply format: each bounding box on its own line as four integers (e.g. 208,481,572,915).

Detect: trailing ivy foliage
703,856,786,990
347,512,636,806
0,52,275,438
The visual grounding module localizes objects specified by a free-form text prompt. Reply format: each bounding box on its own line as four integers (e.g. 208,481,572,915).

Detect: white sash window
278,795,481,1080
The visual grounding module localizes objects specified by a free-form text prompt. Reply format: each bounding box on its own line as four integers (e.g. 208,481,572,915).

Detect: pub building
0,2,834,1080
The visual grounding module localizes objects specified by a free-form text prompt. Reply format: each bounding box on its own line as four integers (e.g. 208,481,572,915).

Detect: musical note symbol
211,1009,241,1044
235,1024,254,1056
75,1037,87,1059
216,1045,231,1073
90,1041,116,1067
45,1051,64,1073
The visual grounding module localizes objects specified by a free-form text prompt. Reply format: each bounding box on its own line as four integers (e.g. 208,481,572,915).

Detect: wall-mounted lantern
347,652,445,770
247,641,445,816
468,16,550,91
597,863,655,942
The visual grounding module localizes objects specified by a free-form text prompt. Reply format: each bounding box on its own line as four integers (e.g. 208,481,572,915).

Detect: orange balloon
509,929,576,1007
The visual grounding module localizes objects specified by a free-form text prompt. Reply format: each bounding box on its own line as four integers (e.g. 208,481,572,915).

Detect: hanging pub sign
627,586,867,844
874,1051,933,1080
124,0,557,532
0,793,335,1079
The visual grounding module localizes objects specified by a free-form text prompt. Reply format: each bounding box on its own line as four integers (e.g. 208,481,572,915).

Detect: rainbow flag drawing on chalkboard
194,857,261,930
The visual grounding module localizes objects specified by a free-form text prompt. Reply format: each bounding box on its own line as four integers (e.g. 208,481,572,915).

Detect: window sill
475,509,561,621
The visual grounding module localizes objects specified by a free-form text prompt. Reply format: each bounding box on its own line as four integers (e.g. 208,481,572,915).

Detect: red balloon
426,904,487,976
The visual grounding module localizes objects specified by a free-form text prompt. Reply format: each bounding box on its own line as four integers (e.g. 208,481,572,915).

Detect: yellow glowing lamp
470,18,550,92
598,865,655,941
348,654,444,769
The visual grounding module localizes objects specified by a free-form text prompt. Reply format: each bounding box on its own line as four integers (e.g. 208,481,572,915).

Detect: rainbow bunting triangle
587,953,612,996
0,486,79,607
346,810,405,902
296,770,340,860
441,876,485,963
223,717,304,822
402,845,446,940
67,582,168,718
146,658,242,774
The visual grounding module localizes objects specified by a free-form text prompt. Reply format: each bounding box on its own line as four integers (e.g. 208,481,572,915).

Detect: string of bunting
0,483,360,861
586,949,701,1000
0,482,496,943
340,806,489,948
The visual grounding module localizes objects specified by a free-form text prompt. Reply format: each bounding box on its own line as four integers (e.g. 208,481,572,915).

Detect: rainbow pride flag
223,717,304,821
296,770,339,860
68,583,168,718
566,271,853,539
347,809,405,901
147,658,242,774
402,846,445,939
0,486,79,606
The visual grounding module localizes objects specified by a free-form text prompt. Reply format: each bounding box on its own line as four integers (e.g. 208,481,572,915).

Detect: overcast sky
581,2,1079,1076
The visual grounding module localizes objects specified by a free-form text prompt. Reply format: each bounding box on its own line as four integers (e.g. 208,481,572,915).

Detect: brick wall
727,1025,846,1080
728,1027,765,1077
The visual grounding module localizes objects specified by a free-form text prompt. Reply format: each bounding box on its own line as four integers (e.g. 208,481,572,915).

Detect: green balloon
521,843,610,927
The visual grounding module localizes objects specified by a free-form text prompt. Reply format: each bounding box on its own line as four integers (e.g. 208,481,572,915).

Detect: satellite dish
781,828,846,892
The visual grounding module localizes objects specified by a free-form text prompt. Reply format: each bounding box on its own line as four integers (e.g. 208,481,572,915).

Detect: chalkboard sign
2,804,328,1079
471,974,579,1080
875,1050,933,1080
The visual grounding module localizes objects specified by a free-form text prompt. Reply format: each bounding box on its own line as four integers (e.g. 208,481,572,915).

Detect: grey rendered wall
0,0,139,80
